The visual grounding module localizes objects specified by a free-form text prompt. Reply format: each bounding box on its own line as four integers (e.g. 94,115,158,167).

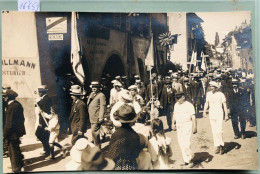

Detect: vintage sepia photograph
1,11,257,172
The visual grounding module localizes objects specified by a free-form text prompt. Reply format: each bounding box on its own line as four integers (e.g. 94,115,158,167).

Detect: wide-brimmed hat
70,85,85,95
4,89,18,98
128,85,137,91
90,81,101,88
70,138,95,163
114,104,137,123
38,85,48,92
81,146,115,170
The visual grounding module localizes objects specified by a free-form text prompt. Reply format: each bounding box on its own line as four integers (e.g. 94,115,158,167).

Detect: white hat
70,85,86,95
114,81,122,87
70,138,94,163
209,81,220,88
128,85,137,91
119,90,132,101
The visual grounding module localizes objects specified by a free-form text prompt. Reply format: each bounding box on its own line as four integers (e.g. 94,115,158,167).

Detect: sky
196,11,251,45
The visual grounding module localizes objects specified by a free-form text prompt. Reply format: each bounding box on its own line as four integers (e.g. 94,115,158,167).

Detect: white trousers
177,122,193,163
209,118,224,147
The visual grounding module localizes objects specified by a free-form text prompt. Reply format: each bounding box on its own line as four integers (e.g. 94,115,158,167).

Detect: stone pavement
2,113,259,173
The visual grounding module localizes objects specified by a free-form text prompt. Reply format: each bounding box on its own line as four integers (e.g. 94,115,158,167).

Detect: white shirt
206,91,226,119
174,101,195,124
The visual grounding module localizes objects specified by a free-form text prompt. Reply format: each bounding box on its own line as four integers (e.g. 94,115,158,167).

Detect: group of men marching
2,66,256,171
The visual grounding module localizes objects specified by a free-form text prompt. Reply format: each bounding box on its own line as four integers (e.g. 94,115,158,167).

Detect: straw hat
70,85,85,95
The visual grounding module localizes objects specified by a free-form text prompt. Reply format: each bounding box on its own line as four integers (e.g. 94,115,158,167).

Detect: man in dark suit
200,77,209,110
35,85,52,156
182,77,193,103
135,79,147,103
87,81,106,147
69,85,88,145
160,79,177,131
3,89,26,172
230,79,247,139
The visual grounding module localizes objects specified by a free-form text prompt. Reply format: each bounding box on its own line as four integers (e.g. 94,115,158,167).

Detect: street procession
2,11,258,172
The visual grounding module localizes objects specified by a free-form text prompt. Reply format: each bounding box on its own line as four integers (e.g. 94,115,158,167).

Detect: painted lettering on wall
2,59,36,69
86,40,107,47
2,71,26,75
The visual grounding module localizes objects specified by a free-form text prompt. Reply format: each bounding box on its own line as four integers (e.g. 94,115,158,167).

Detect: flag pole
149,66,154,122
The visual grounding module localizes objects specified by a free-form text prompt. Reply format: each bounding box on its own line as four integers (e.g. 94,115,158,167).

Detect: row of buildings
2,11,210,132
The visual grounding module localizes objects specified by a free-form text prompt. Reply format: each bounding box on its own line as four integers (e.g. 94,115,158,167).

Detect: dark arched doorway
103,54,125,78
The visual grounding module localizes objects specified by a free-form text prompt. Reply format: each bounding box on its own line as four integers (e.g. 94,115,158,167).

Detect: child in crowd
144,97,160,124
148,118,173,169
45,106,65,159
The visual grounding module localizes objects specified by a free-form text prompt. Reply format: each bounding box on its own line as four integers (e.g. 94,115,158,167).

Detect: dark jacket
230,87,250,115
69,99,88,135
37,94,52,128
160,85,176,110
4,100,26,140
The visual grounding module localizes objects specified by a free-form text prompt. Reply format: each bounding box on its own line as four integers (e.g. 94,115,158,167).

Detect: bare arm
191,114,197,134
203,100,209,118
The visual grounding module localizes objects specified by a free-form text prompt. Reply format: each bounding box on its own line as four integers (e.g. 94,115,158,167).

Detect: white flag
145,34,154,71
71,12,85,84
201,52,206,71
190,51,197,65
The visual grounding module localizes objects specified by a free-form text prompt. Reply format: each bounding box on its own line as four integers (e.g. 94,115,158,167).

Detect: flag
201,52,206,71
71,12,85,84
145,33,154,71
190,51,197,65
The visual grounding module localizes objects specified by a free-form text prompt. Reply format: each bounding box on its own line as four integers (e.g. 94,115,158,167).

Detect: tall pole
149,67,154,122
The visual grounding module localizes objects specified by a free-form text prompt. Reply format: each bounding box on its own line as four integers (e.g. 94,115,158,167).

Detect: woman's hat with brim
81,146,115,170
114,104,137,123
70,138,94,163
70,85,86,95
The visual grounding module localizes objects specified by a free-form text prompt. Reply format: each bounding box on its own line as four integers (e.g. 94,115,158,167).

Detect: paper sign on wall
46,17,67,34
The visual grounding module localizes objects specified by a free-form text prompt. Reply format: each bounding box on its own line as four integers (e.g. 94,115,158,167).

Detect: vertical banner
71,12,85,84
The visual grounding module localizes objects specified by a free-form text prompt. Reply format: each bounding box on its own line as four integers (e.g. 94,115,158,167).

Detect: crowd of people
2,67,256,172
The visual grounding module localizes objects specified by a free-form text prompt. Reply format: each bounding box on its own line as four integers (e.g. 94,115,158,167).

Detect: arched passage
102,54,125,78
